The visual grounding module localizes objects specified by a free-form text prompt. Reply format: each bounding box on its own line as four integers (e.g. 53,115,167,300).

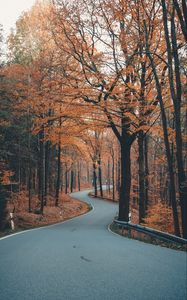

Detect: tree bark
44,141,50,206
138,131,146,223
161,1,187,237
87,162,90,184
28,165,32,213
78,162,81,191
27,114,32,213
93,162,97,197
98,154,103,197
173,0,187,42
118,142,131,221
107,159,111,194
144,19,181,236
170,11,187,238
70,168,74,193
144,136,149,210
38,128,45,214
55,142,61,206
116,148,120,197
65,163,68,194
111,151,115,201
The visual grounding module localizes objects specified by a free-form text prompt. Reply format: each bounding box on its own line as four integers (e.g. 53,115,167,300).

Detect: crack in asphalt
80,255,92,262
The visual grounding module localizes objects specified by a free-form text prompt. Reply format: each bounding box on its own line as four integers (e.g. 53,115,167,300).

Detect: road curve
0,190,186,300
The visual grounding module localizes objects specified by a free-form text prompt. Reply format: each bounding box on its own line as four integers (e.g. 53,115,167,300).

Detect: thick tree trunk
70,168,74,193
118,143,131,221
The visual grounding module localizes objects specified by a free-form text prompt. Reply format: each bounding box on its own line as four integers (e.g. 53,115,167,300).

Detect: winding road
0,190,186,300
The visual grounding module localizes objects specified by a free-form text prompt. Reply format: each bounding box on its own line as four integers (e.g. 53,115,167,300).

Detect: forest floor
0,191,90,238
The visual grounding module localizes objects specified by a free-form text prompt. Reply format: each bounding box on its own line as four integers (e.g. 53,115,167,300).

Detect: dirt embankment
0,192,90,237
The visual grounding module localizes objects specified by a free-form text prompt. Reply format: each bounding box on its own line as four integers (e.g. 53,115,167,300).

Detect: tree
173,0,187,42
1,0,185,236
161,0,187,237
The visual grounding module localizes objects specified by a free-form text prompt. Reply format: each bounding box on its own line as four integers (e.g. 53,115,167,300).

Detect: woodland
0,0,186,238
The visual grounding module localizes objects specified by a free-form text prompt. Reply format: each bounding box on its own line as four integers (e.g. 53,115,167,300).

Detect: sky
0,0,37,36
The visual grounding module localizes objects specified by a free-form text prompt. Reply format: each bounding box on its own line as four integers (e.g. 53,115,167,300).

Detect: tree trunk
118,142,131,221
55,142,61,206
107,159,111,194
28,165,32,213
161,2,187,237
65,163,68,194
116,155,120,197
170,12,187,238
78,161,81,191
18,139,21,192
44,141,50,206
98,154,103,197
112,152,115,201
87,162,90,184
70,168,74,193
60,164,63,192
173,0,187,42
144,19,181,236
144,136,149,211
38,128,45,214
73,169,76,190
93,162,97,197
138,131,146,223
28,116,32,213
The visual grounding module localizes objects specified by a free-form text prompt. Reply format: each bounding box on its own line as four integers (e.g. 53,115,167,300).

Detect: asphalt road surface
0,190,186,300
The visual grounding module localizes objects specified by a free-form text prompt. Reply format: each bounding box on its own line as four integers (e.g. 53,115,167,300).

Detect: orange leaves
3,64,29,83
4,2,185,148
0,170,15,185
138,124,150,133
149,125,176,143
143,202,174,234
